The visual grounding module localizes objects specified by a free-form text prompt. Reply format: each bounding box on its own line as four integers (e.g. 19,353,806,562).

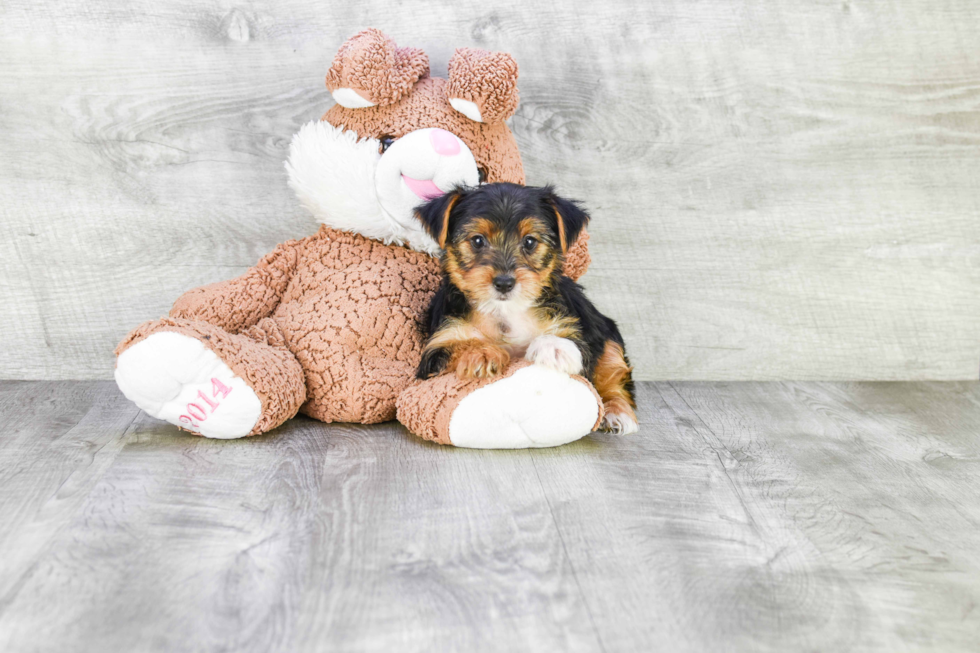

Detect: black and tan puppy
415,182,638,434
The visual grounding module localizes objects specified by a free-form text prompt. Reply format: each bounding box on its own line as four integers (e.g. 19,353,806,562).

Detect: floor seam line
530,455,608,653
663,382,763,535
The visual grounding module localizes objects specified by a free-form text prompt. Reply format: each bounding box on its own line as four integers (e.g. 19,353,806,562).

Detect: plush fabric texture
115,28,599,446
323,76,525,187
170,240,300,331
396,360,604,447
564,228,591,281
397,361,529,445
115,317,306,436
325,28,429,106
115,331,264,439
167,227,441,425
446,48,520,124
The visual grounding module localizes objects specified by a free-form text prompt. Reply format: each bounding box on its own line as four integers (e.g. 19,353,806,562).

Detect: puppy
414,183,638,435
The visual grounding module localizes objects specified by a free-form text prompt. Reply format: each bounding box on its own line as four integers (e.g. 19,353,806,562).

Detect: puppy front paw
525,335,584,375
454,345,511,379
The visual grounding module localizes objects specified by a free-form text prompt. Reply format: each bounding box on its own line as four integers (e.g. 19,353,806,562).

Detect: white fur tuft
285,121,440,255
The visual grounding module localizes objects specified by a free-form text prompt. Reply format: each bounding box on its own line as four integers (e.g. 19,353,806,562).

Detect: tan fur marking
452,263,496,303
438,193,462,248
518,217,547,239
550,203,568,253
513,257,558,304
530,309,581,340
465,217,497,240
423,317,485,352
594,341,637,417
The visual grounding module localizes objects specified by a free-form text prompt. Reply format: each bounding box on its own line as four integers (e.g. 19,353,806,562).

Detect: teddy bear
114,28,604,448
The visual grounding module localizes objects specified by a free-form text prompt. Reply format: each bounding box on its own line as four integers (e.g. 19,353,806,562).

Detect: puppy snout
492,274,516,293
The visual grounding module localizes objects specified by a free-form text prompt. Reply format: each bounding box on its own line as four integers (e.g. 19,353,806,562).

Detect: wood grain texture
1,0,978,380
2,380,980,651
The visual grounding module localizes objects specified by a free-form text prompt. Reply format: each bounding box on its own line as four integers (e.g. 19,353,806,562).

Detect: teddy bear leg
396,361,603,449
114,317,306,439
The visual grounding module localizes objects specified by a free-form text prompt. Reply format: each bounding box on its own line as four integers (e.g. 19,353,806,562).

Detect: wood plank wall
1,0,978,380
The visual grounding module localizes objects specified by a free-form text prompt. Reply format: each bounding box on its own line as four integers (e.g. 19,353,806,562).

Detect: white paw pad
601,409,639,435
524,335,584,375
115,332,261,439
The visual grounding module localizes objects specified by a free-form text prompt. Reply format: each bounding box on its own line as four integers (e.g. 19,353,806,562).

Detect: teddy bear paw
447,365,601,448
115,332,261,439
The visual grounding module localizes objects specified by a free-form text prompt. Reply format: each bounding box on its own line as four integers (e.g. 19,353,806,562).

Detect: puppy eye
379,136,395,154
471,235,487,249
477,167,487,184
522,236,538,252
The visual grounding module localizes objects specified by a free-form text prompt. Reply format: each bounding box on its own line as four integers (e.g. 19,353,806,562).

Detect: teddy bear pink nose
429,128,461,156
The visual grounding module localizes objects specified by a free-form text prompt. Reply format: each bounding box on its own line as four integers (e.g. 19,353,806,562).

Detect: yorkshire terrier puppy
415,183,638,435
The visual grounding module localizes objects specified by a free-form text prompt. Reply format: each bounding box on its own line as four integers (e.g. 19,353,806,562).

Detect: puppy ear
415,188,467,249
446,48,519,124
326,28,428,108
544,188,590,254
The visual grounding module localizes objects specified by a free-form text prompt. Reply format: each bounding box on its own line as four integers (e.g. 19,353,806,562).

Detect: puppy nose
493,275,516,293
429,128,460,156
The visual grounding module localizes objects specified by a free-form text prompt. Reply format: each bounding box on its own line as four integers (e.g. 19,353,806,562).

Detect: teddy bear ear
446,48,519,124
325,28,429,109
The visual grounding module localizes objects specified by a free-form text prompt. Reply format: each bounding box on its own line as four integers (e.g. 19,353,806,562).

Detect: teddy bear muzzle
375,127,480,229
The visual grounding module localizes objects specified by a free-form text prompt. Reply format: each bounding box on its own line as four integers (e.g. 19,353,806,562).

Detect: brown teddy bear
114,28,604,448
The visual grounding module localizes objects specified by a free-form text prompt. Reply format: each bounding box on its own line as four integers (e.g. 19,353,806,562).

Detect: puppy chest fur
478,299,546,356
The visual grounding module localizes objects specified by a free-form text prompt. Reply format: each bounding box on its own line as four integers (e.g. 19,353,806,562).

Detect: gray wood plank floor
1,380,979,652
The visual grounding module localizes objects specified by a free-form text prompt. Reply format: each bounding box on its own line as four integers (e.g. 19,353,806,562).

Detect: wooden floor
1,381,979,652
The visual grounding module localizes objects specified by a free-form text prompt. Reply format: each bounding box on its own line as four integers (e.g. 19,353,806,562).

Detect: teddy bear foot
397,361,603,449
448,365,600,448
115,331,262,439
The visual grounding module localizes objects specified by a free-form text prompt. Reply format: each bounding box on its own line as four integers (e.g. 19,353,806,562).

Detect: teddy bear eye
379,136,395,154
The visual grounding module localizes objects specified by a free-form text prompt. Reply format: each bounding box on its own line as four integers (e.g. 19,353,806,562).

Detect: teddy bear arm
169,242,299,333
